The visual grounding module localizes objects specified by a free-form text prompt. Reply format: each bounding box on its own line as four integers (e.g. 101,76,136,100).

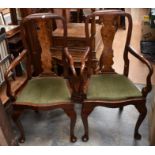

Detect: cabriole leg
12,110,25,143
134,103,147,140
63,106,77,143
81,103,95,142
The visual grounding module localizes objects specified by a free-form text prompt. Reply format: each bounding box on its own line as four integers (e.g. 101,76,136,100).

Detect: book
0,39,11,86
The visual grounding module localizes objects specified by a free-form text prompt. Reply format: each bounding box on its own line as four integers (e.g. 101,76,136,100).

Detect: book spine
0,40,11,85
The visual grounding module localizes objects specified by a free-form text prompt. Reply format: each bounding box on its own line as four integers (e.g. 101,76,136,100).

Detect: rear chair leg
63,106,77,143
12,110,25,143
81,104,95,142
134,103,147,140
119,106,124,112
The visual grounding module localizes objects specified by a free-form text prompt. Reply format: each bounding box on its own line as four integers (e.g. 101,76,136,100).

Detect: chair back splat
21,13,68,77
85,10,133,75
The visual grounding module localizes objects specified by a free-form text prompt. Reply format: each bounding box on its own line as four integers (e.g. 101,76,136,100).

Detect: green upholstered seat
87,74,142,100
16,77,71,104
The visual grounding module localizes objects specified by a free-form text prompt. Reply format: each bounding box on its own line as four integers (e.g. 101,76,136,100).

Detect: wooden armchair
4,13,77,143
80,10,153,142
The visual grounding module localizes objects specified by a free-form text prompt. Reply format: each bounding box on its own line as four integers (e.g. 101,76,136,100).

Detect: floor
4,8,155,145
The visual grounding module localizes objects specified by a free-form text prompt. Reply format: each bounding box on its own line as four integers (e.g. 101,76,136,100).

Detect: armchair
80,10,153,142
4,13,77,143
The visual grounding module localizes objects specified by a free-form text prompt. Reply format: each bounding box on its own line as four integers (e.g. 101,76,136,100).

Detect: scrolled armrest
80,46,90,75
128,46,153,96
4,49,27,98
64,47,77,77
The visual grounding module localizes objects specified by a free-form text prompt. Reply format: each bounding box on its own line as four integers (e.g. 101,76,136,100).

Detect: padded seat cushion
87,74,142,100
16,77,71,104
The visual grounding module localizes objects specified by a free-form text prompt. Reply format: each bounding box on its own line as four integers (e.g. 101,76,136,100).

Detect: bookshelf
0,28,12,86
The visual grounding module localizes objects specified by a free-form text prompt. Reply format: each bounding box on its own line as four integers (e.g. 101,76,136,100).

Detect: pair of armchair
4,10,153,144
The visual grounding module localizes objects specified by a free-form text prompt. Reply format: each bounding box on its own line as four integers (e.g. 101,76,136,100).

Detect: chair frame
4,13,77,143
80,10,153,142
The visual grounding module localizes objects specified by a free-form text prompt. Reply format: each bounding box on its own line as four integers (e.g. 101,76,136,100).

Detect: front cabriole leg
134,102,147,140
63,105,77,143
81,103,95,142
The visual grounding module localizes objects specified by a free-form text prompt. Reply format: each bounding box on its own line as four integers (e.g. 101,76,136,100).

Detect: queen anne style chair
80,10,153,142
4,13,77,143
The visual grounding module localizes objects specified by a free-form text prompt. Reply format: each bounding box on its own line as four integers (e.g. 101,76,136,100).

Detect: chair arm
64,47,77,77
80,46,90,75
128,46,153,96
4,49,28,99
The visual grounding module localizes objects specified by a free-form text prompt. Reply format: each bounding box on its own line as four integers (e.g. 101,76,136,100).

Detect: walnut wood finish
4,13,77,143
80,10,153,142
19,9,53,76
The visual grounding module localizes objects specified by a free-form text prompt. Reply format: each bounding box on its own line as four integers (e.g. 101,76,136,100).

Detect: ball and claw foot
134,132,142,140
71,135,77,143
82,134,89,142
18,136,25,143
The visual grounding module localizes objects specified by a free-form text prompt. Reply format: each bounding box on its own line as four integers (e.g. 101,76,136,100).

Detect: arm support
4,49,28,99
128,46,153,96
80,46,90,75
64,47,77,77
